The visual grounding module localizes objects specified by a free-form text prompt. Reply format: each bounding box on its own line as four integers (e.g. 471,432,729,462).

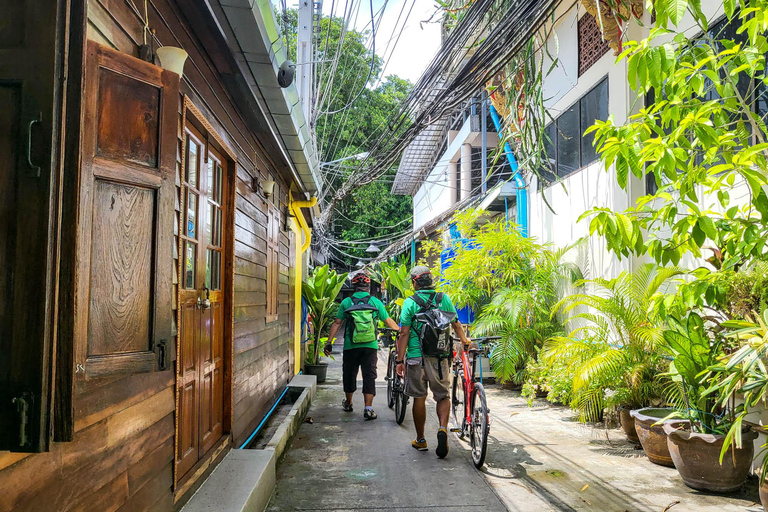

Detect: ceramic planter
630,408,689,467
620,408,640,444
304,363,328,384
760,478,768,512
663,421,758,493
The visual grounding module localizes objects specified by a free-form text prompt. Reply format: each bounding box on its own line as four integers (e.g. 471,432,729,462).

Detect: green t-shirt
400,290,457,359
336,292,389,350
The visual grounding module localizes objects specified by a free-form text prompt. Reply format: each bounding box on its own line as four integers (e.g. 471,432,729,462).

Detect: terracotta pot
630,408,689,467
620,408,640,444
304,363,328,384
663,421,758,493
759,479,768,511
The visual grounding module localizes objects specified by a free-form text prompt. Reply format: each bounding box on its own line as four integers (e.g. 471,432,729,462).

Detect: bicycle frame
455,347,480,428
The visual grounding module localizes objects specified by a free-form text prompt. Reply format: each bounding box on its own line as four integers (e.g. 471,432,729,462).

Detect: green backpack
345,295,379,344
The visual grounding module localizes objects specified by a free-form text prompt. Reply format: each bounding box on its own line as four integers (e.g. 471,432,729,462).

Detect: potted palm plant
302,265,347,383
660,312,756,493
544,264,679,441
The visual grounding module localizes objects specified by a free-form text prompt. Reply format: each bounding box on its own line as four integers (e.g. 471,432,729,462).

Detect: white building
387,0,753,280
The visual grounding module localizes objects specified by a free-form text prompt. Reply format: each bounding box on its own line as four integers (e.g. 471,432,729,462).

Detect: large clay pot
663,421,758,493
759,479,768,511
631,408,689,467
620,408,640,444
304,363,328,384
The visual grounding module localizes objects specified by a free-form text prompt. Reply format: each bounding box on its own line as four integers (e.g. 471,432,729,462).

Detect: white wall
413,158,454,232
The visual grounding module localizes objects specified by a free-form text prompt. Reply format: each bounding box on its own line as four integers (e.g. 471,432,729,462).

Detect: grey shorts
404,356,451,402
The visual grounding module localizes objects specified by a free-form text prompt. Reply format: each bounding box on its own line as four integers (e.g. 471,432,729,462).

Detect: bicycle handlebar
451,335,501,343
380,327,399,334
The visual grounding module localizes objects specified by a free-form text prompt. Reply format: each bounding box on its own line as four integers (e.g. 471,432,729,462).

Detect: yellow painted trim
289,191,317,374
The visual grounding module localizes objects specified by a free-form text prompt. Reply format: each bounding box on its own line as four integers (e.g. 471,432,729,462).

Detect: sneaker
342,399,353,412
364,408,377,420
411,438,428,451
436,428,449,459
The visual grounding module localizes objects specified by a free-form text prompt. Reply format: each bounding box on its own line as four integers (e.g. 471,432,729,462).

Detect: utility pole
297,0,314,124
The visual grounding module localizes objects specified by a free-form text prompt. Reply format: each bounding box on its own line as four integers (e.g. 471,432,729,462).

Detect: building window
541,77,609,184
578,13,611,77
266,202,280,322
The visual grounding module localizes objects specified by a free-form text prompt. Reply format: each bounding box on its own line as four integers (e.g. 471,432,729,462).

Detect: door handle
24,112,42,178
197,287,211,309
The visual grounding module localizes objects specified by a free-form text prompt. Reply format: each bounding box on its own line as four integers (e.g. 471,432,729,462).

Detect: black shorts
342,347,378,395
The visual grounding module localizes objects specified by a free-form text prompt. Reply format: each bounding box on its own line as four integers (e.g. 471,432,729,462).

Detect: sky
285,0,443,84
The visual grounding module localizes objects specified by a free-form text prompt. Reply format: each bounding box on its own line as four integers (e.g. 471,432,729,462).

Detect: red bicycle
450,335,499,468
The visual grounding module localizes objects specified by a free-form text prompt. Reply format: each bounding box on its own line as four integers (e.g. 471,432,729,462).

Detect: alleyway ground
268,355,762,512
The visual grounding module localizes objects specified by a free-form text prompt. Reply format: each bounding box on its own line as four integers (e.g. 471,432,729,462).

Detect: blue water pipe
489,104,528,237
238,376,298,449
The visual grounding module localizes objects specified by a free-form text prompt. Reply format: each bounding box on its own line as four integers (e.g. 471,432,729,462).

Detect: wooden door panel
0,0,67,452
177,302,199,477
199,305,213,453
75,41,177,380
87,181,154,355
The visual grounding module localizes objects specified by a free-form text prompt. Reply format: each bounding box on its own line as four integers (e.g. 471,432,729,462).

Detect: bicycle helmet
351,273,371,285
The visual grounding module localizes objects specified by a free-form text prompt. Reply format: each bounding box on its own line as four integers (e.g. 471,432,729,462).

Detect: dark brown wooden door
177,122,227,478
0,0,68,452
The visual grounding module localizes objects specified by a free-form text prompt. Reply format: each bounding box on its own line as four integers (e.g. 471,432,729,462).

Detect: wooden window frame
266,200,280,323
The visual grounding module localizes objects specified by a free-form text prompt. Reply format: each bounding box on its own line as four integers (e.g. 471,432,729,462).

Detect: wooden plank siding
0,0,299,510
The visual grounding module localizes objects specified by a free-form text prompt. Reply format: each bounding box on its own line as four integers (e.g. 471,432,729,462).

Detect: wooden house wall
0,1,297,511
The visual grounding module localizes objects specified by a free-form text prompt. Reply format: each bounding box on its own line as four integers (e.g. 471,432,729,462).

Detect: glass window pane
186,139,198,187
580,78,609,166
207,203,213,246
206,249,221,290
216,164,223,203
186,191,197,238
557,105,580,178
207,157,214,197
185,242,196,289
206,205,222,247
537,123,557,187
215,207,222,247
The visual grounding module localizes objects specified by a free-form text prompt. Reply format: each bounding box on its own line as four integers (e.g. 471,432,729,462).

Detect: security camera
277,60,296,88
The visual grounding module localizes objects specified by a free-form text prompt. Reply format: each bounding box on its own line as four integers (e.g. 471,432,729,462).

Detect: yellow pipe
289,192,317,373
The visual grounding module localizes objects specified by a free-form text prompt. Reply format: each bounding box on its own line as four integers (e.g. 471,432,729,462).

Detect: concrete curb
181,374,316,512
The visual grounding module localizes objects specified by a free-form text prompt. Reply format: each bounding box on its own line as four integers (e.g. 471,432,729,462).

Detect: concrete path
269,352,763,512
267,354,508,512
480,385,762,512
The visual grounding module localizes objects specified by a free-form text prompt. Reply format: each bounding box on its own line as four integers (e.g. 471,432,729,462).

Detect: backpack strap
411,292,436,311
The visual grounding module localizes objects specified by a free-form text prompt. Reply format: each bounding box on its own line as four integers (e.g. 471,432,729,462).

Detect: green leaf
666,0,689,25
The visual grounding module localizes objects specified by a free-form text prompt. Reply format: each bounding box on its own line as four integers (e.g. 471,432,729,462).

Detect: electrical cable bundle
315,0,563,238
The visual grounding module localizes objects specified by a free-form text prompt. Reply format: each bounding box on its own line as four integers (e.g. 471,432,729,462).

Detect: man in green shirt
326,273,399,420
396,266,471,458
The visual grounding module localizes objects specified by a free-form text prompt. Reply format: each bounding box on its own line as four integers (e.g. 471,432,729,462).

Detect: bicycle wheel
394,376,408,425
470,383,490,468
451,368,466,438
387,351,396,409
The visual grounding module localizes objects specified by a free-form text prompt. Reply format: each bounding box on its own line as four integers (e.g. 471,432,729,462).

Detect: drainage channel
243,386,305,450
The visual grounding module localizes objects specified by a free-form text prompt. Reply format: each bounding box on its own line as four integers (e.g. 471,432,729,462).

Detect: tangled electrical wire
315,0,563,241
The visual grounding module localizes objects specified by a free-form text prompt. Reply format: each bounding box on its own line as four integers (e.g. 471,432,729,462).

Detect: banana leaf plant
661,312,731,434
383,262,413,323
302,265,348,365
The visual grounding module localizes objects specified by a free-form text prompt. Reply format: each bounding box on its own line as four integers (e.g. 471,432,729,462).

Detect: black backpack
412,292,456,362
